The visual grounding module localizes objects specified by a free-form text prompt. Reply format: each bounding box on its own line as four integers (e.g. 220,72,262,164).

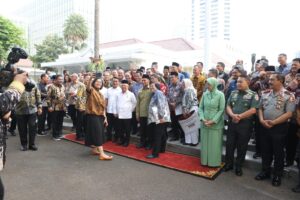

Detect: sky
0,0,299,65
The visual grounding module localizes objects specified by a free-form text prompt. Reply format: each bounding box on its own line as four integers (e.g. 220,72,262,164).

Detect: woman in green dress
199,77,225,167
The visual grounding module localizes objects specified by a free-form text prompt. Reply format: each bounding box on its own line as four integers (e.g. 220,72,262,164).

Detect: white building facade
15,0,95,54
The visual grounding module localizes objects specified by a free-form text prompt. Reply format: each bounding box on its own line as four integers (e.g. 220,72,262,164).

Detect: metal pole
204,0,211,70
94,0,100,60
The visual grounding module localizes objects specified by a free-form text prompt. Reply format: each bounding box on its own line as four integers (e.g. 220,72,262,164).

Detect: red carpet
63,133,224,180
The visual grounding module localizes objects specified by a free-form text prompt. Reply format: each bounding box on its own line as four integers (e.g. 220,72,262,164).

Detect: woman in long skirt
199,77,225,167
85,77,113,160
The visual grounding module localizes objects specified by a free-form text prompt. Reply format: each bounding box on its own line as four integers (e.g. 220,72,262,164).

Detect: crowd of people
6,55,300,193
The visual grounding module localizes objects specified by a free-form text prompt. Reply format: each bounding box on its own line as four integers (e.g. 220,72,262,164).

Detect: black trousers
51,111,65,138
225,120,252,167
131,112,138,134
0,177,4,200
152,123,167,156
38,107,51,133
118,119,131,144
8,110,17,132
106,113,119,140
261,123,287,176
170,111,184,139
296,139,300,184
254,115,261,154
139,117,151,146
76,110,85,139
16,113,37,146
286,122,299,164
68,105,77,128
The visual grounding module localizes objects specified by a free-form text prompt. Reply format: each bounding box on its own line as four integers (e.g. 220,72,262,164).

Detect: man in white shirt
115,80,137,147
106,78,121,142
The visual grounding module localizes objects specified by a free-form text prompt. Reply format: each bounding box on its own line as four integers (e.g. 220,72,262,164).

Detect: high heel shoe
99,155,113,160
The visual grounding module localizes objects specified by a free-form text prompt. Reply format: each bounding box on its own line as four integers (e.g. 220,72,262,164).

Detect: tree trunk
94,0,100,60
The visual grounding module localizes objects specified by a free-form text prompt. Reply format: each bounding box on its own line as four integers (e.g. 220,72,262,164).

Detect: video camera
0,47,35,91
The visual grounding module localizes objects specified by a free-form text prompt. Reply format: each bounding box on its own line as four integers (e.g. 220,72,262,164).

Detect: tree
0,16,26,64
63,14,88,53
31,34,68,65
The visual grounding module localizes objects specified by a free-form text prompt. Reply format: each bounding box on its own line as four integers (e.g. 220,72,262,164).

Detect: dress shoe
272,176,281,187
99,155,113,161
29,145,38,151
20,146,28,151
76,137,84,141
284,161,294,167
146,154,158,159
253,153,261,159
9,130,16,136
190,143,198,147
136,143,145,149
117,141,124,146
223,164,233,172
292,185,300,193
255,171,270,180
169,137,179,142
37,131,47,136
235,167,243,176
145,145,152,150
122,142,129,147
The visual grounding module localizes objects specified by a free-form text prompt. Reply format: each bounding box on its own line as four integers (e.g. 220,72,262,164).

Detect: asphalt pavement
1,133,299,200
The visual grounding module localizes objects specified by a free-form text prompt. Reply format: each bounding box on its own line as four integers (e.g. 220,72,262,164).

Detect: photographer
0,72,28,200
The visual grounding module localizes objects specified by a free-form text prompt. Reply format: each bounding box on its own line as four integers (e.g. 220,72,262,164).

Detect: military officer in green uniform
255,73,296,187
15,85,42,151
224,75,259,176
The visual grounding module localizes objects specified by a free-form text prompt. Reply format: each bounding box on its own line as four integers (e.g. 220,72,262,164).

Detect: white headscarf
183,79,196,93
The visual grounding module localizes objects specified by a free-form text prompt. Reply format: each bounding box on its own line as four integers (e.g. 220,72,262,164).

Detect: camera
0,47,35,91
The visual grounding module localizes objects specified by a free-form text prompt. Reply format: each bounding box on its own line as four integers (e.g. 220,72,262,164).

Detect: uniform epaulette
284,90,292,95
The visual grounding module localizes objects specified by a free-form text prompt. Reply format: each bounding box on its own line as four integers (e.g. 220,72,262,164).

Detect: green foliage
31,34,68,66
63,14,88,53
0,16,26,63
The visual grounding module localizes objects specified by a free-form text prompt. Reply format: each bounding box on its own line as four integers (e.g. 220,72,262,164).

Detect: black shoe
169,137,179,142
20,146,28,151
37,131,47,136
122,142,129,147
190,143,198,147
235,167,243,176
284,161,294,167
53,137,61,141
272,176,281,187
71,126,76,131
145,145,152,150
255,171,270,180
146,154,158,159
112,137,118,143
76,137,84,141
29,145,38,151
9,130,16,136
292,185,300,193
136,143,145,149
253,153,261,159
223,164,233,172
117,141,124,145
